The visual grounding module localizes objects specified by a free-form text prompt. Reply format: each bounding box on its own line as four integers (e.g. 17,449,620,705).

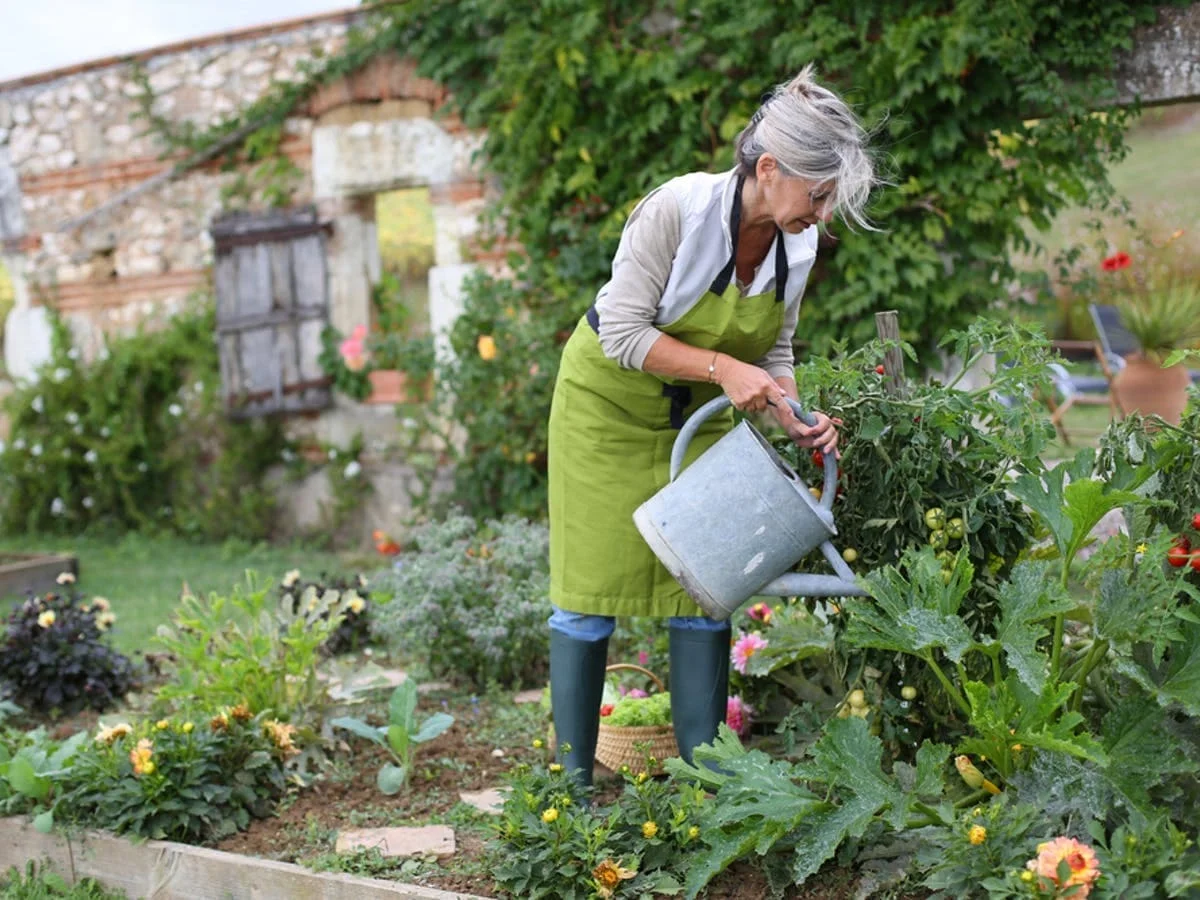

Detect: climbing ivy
377,0,1176,518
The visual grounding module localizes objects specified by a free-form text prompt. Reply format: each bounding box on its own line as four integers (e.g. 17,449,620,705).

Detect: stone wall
0,8,489,382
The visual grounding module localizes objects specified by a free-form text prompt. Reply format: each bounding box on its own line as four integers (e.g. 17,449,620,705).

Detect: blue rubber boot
669,626,731,766
549,630,608,789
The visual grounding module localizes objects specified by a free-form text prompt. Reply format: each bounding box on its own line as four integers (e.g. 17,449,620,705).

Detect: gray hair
735,64,879,230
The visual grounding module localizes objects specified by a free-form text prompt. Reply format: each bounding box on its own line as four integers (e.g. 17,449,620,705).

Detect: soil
209,700,928,900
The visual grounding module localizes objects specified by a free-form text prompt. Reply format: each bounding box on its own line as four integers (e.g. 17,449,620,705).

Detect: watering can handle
668,395,838,513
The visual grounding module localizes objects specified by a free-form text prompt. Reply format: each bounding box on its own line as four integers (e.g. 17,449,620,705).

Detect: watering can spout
756,573,869,598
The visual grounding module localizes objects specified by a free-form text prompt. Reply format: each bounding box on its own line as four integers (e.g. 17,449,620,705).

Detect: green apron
548,176,790,617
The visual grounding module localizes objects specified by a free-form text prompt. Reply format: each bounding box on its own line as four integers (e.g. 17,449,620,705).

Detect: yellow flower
532,738,544,749
96,611,116,631
181,721,194,734
592,858,636,898
642,821,658,839
541,807,559,823
37,610,56,628
955,755,1001,795
477,334,497,361
155,719,170,730
263,719,299,757
636,771,648,784
56,572,76,585
347,595,366,614
95,722,132,745
1135,543,1149,554
688,825,700,840
549,763,564,773
968,825,987,845
524,451,537,464
130,738,154,775
90,597,110,612
1020,870,1035,883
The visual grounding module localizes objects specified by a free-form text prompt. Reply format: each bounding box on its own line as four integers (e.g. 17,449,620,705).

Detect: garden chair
1042,362,1112,446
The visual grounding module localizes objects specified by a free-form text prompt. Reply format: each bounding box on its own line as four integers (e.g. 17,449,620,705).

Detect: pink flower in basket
731,631,768,675
626,688,648,699
339,325,369,372
726,695,753,736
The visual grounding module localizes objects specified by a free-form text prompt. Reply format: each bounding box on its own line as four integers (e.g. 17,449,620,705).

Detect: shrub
369,514,552,689
0,305,284,540
57,710,289,842
0,583,139,715
153,576,350,727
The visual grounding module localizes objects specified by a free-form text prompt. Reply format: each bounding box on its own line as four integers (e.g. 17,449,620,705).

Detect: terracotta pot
364,369,430,405
1112,356,1191,425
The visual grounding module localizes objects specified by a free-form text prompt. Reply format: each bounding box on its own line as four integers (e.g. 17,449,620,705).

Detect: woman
547,65,877,787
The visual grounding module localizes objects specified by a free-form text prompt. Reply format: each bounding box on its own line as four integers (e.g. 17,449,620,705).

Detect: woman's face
756,155,834,234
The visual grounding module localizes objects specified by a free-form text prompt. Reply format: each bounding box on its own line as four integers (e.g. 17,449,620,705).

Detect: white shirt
593,169,818,379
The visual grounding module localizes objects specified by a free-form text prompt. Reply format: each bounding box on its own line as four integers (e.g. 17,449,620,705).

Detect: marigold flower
477,334,498,361
155,719,170,730
688,825,700,840
549,763,564,773
635,771,648,784
37,610,56,628
130,738,154,775
541,807,559,823
731,632,768,675
230,703,252,722
1026,836,1100,897
211,712,229,731
532,738,544,749
182,722,194,734
592,858,636,897
90,596,110,612
56,572,76,585
642,820,658,839
969,825,987,845
96,611,116,631
263,719,299,757
1100,251,1132,272
95,722,132,745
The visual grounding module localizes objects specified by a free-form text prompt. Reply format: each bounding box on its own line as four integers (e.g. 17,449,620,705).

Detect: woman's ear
755,154,778,184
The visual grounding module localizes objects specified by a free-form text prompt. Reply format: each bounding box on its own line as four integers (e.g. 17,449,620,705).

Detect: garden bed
0,552,76,599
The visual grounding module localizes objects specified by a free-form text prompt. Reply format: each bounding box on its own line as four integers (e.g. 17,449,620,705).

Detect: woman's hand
770,404,841,456
714,356,786,413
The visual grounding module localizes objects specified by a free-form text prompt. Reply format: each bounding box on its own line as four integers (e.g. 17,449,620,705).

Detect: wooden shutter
211,207,332,418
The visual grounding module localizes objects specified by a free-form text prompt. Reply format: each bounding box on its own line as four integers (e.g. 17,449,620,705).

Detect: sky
0,1,351,82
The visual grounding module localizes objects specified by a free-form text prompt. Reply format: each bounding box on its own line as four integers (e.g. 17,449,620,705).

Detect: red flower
599,704,614,717
1101,252,1131,271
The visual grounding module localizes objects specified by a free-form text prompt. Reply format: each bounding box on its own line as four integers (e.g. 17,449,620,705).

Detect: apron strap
709,174,788,302
661,384,693,430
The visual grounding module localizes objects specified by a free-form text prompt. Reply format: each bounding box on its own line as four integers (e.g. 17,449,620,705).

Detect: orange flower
129,738,154,775
230,703,253,722
1026,836,1100,898
263,719,299,758
592,859,636,898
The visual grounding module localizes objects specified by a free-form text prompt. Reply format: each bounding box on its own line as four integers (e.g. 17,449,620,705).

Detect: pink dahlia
731,631,768,675
726,695,753,736
1026,836,1100,898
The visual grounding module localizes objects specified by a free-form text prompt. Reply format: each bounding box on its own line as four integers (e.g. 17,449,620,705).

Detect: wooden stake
874,310,905,397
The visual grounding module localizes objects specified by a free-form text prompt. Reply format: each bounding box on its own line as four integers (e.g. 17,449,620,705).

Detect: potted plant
1110,279,1200,424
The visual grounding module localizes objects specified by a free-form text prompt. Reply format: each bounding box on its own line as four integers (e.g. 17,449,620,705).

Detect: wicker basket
594,663,678,775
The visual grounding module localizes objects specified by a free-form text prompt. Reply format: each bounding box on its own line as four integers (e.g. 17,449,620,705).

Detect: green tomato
900,686,918,701
924,507,946,531
946,517,965,540
928,529,949,551
935,550,955,568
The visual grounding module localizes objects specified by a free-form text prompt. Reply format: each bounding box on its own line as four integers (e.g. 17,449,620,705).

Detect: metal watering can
633,395,868,621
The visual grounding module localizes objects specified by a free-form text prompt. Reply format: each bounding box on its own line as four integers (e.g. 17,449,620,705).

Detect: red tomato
1192,513,1200,530
812,451,824,467
1168,546,1191,568
875,364,886,374
1192,553,1200,573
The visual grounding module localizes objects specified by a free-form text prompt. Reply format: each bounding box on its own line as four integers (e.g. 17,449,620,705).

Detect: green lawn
0,533,370,654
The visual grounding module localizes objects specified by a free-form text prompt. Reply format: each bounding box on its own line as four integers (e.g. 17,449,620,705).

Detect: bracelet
707,351,720,383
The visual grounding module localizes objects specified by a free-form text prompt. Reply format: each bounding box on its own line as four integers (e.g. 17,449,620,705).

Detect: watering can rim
668,394,839,515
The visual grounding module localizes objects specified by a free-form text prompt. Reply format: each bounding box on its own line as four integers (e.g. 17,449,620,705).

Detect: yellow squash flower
955,755,1001,795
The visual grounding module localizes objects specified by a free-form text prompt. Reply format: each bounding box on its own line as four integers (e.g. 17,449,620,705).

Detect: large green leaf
387,724,410,759
6,756,50,801
412,712,455,744
329,717,386,747
377,763,408,795
389,680,419,731
987,562,1074,693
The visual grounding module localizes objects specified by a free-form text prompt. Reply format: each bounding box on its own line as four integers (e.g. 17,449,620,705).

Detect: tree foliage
377,0,1171,517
